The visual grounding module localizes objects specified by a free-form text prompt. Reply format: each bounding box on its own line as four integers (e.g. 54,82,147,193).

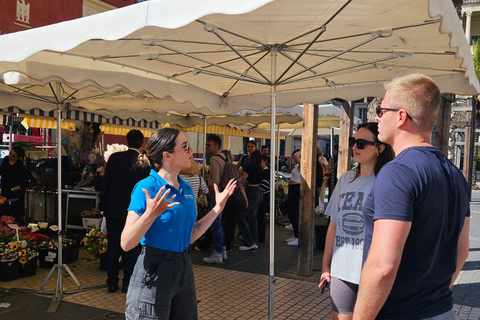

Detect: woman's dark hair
250,150,262,165
11,146,25,159
138,128,179,170
352,122,395,181
247,140,257,148
292,149,301,156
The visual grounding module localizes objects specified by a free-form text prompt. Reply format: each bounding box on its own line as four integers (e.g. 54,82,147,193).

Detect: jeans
208,193,225,253
237,186,263,247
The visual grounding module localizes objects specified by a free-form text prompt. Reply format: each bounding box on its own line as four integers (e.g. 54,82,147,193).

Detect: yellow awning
26,117,75,130
165,124,272,139
100,124,155,137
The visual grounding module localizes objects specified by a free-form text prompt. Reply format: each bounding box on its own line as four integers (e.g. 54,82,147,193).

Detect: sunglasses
168,141,192,153
376,107,413,120
349,137,379,150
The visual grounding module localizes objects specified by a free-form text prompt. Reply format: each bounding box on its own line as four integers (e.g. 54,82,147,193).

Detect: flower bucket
68,244,80,263
38,249,56,268
19,257,38,277
0,259,20,281
82,218,102,230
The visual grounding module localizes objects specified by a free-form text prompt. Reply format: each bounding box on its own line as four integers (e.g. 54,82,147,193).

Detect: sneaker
286,238,298,246
194,245,204,252
285,236,296,243
222,246,228,261
203,250,223,264
285,224,293,231
239,244,256,251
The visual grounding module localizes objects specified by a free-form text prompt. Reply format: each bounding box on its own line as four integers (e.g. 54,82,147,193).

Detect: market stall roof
0,0,478,116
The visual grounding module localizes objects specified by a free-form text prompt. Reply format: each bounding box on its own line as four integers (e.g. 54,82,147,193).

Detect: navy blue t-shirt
363,146,470,319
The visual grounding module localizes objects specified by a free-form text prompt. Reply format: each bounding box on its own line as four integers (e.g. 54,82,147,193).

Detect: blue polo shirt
128,169,197,253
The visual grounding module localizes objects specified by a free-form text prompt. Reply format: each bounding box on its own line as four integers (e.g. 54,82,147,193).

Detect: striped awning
100,124,155,137
165,124,271,139
26,117,75,130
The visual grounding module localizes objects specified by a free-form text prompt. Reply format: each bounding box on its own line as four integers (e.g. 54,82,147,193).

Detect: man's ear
378,144,385,154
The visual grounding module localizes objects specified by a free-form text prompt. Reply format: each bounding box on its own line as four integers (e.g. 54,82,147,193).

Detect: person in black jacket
99,130,149,293
0,146,29,224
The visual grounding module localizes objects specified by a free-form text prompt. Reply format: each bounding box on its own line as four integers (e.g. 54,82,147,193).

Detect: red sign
0,0,82,35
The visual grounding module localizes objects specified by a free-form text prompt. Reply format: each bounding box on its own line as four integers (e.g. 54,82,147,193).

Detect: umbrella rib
282,56,398,85
288,19,440,48
166,51,264,78
151,56,265,84
303,48,455,55
211,30,271,84
222,51,270,97
275,0,352,83
102,37,259,49
60,89,79,104
156,43,268,84
92,49,258,60
279,51,317,76
0,88,56,104
278,36,379,85
196,20,266,46
279,0,353,46
68,91,127,104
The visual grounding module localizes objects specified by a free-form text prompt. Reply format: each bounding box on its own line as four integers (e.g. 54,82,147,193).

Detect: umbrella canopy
0,0,478,115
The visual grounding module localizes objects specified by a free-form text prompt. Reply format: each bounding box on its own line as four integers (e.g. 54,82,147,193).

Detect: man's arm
353,219,411,320
451,217,470,286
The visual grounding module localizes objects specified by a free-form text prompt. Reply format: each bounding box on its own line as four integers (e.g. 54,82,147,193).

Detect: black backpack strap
212,154,228,162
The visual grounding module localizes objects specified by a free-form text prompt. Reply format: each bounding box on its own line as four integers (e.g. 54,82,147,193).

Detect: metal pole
9,113,13,150
268,46,278,320
203,116,207,179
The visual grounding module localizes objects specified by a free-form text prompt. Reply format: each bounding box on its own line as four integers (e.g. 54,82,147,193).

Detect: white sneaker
286,238,298,246
285,236,296,243
239,244,256,251
285,224,293,231
203,250,223,264
222,246,228,261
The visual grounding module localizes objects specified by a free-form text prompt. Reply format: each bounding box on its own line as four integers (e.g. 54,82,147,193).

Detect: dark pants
287,184,300,238
257,195,269,243
125,246,197,320
237,186,263,247
223,199,244,251
106,217,139,288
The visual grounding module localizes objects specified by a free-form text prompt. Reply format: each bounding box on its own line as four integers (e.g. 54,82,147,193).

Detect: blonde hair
384,74,440,132
179,158,200,175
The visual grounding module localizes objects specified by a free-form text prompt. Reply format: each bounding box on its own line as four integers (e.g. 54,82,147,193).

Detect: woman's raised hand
142,186,180,219
214,179,237,208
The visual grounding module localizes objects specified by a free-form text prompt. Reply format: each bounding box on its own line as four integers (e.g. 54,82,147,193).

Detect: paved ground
0,191,479,319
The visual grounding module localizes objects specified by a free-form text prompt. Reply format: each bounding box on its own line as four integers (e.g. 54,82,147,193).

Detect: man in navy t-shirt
353,74,470,320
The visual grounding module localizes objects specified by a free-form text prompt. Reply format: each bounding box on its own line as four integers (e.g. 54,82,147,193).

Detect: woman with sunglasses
319,122,394,320
121,128,236,320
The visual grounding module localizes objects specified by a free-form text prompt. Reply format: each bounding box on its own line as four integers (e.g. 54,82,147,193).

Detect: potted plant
274,179,289,223
0,241,21,281
81,229,108,270
81,208,103,230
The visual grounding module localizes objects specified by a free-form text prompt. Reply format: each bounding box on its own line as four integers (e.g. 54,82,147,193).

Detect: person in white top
319,122,394,320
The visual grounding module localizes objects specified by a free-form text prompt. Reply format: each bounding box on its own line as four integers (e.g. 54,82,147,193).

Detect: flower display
81,229,107,260
80,208,103,219
0,241,21,262
104,143,128,162
0,215,15,226
18,248,38,266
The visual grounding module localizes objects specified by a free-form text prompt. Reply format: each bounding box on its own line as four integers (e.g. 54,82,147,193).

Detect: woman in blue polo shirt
121,128,236,320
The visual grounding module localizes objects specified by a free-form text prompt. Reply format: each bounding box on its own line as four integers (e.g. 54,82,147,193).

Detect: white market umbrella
0,0,479,316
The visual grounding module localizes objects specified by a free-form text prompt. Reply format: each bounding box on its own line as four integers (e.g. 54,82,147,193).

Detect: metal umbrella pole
38,82,82,313
268,46,278,320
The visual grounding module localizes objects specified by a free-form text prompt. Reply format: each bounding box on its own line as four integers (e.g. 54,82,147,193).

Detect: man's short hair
127,129,144,148
261,145,268,150
207,134,222,148
384,74,441,132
